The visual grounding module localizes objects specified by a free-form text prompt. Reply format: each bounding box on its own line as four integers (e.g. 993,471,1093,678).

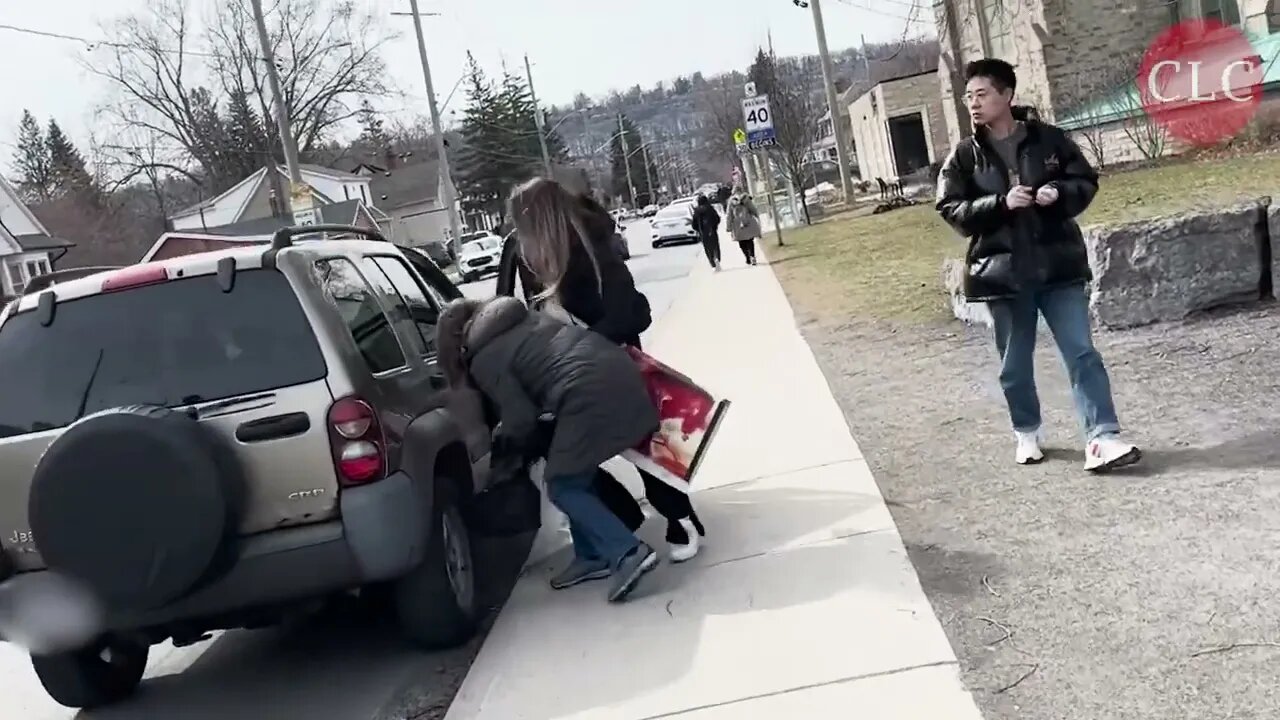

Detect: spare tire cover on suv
29,405,243,611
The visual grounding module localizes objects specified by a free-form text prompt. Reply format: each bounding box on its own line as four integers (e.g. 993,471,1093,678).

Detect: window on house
6,262,25,293
25,259,48,278
1177,0,1241,25
981,0,1016,62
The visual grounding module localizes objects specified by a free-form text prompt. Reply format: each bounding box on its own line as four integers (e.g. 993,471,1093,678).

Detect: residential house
848,67,953,184
0,175,72,300
810,85,859,165
167,164,389,236
362,159,454,246
932,0,1280,165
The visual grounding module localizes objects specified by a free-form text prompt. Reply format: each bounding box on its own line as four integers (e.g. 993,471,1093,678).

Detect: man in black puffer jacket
936,58,1140,473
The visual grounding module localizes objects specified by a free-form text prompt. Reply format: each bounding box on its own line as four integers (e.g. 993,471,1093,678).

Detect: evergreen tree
45,119,97,202
356,98,390,158
609,114,658,206
455,54,571,218
224,89,271,179
456,53,519,217
12,110,53,203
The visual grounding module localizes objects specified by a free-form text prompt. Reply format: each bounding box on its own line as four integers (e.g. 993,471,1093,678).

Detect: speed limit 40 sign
741,95,776,148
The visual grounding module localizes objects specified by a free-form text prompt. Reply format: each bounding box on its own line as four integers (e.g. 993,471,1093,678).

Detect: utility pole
860,34,872,78
397,1,463,257
617,113,637,207
250,0,302,219
524,54,553,178
640,142,654,205
807,0,854,201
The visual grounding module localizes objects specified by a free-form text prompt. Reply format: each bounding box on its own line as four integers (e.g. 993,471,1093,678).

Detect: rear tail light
327,397,385,486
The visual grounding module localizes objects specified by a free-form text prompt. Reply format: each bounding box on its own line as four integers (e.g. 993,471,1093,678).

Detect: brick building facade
933,0,1278,164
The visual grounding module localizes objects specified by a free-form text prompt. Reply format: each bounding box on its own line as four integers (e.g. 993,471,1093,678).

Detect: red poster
620,346,730,493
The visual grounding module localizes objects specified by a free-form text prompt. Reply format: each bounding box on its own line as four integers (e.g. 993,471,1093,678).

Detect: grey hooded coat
726,194,762,241
463,296,658,481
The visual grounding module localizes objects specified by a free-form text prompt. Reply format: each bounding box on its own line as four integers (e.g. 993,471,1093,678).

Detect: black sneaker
550,559,611,590
607,544,659,603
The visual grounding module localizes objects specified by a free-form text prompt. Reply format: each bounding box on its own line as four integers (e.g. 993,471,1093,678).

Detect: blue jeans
546,470,640,566
987,284,1121,441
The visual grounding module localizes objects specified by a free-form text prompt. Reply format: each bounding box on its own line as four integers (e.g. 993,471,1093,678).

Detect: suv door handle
235,413,312,443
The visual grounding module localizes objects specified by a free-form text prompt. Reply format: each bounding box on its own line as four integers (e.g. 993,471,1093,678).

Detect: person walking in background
692,195,722,270
935,58,1140,472
436,297,660,603
506,178,708,571
725,189,760,265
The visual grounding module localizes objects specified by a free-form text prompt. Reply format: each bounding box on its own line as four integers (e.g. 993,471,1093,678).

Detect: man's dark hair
964,58,1017,93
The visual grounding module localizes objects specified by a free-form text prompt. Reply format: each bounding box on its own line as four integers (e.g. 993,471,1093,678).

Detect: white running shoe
1084,435,1141,473
669,518,701,563
1015,429,1045,465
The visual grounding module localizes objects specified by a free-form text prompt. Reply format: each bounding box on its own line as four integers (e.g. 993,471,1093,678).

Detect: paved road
460,218,705,335
0,219,703,720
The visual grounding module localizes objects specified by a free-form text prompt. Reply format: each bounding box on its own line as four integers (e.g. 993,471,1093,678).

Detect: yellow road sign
732,128,747,145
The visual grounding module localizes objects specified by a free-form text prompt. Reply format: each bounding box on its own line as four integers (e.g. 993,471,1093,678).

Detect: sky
0,0,931,166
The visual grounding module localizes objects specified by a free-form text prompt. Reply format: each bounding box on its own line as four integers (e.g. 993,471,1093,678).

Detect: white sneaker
669,518,701,563
1084,435,1141,473
1015,429,1045,465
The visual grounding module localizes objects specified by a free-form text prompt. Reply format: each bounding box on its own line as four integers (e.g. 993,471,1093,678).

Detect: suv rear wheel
393,476,479,649
31,636,149,709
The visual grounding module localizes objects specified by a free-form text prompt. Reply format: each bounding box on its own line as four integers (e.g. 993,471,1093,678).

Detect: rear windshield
0,269,326,439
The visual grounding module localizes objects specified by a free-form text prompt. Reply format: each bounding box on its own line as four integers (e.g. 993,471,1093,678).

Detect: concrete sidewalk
443,242,984,719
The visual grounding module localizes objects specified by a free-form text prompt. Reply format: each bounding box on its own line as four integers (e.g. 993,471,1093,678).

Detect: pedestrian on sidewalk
935,58,1140,471
506,178,709,571
436,296,661,603
725,189,760,265
692,195,723,270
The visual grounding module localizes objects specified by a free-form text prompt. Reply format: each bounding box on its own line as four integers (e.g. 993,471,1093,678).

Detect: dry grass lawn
771,152,1280,326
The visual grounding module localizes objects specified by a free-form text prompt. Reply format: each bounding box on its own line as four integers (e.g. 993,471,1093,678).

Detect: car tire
393,478,479,650
31,637,149,710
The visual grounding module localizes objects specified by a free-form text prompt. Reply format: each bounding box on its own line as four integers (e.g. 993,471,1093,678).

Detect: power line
834,0,931,25
0,21,222,59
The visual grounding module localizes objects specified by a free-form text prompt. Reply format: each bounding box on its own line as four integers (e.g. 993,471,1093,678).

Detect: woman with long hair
506,178,708,578
435,296,660,603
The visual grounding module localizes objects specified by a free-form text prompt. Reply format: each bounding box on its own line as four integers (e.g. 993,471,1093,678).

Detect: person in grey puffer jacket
435,296,660,603
725,189,760,265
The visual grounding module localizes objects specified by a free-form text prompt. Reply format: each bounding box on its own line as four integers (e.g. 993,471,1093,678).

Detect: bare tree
694,74,746,170
750,52,822,224
90,0,392,193
206,0,392,154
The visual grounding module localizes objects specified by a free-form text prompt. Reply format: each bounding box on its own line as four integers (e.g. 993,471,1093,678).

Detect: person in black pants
692,195,722,270
496,180,708,577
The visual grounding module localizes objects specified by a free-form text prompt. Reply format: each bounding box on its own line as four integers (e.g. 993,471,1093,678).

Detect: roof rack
22,266,124,295
270,224,386,250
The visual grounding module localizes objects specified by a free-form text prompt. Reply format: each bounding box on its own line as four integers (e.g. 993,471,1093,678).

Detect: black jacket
464,297,658,480
496,200,651,348
935,109,1098,301
693,203,721,239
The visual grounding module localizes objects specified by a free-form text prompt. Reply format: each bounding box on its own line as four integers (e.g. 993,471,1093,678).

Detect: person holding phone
935,58,1140,472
